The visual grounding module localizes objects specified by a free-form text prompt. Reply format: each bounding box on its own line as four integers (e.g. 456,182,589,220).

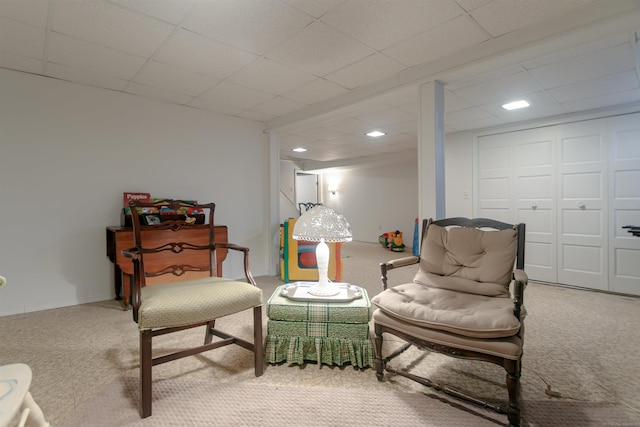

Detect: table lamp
292,206,352,296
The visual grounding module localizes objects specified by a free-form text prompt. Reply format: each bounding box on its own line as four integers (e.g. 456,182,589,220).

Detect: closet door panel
477,128,556,282
477,134,513,223
557,119,608,290
608,114,640,295
514,128,556,282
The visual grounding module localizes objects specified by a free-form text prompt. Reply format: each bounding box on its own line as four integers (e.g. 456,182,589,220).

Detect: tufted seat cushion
138,276,262,330
415,224,517,297
371,280,520,339
372,309,522,359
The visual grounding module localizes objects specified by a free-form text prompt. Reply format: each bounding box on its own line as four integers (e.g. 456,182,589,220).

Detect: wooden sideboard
106,225,228,309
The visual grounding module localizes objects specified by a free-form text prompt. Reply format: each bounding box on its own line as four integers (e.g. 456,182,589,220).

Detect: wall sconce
328,184,337,195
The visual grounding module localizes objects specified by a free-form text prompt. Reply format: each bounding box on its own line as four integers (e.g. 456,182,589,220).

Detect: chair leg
204,320,216,345
505,360,521,427
140,329,153,418
373,323,384,381
253,305,264,376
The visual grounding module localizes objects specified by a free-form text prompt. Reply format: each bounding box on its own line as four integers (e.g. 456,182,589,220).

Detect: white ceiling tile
227,57,316,95
454,0,493,13
321,0,464,50
562,89,640,112
470,0,596,38
0,0,48,27
199,81,274,110
381,133,416,145
280,133,317,150
134,60,218,96
486,102,567,122
452,71,543,105
371,86,418,106
110,0,194,25
323,117,376,135
480,91,563,118
522,33,630,70
336,98,393,117
154,30,257,79
283,78,348,104
0,16,45,58
126,82,194,105
266,21,375,76
383,15,489,68
48,32,146,80
187,97,245,116
251,96,306,117
182,0,313,55
235,109,277,122
357,107,415,126
385,120,418,135
450,115,505,131
445,64,525,90
444,90,474,112
290,126,346,141
446,106,496,125
548,70,640,103
283,0,344,18
46,62,128,91
51,0,174,57
528,44,636,89
0,51,42,74
396,100,419,116
325,53,406,89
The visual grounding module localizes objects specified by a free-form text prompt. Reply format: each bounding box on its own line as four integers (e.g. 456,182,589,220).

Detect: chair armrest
121,246,140,259
386,256,420,270
514,269,528,285
214,242,249,253
380,256,420,290
213,242,257,287
513,269,528,320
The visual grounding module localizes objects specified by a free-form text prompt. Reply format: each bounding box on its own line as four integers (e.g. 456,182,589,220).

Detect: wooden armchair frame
374,218,526,427
123,199,263,418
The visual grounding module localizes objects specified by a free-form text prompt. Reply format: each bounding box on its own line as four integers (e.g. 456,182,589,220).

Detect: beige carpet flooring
58,377,637,427
1,241,639,426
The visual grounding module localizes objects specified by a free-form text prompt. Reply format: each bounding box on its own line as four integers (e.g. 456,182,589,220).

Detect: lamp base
308,283,340,296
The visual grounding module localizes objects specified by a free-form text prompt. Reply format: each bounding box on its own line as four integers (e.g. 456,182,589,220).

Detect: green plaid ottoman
264,285,374,368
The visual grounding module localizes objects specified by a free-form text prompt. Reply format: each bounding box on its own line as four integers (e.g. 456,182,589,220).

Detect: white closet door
513,128,557,282
476,133,514,223
557,119,608,290
477,128,557,282
608,113,640,295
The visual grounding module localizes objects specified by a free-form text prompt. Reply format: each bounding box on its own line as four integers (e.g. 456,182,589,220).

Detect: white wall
322,164,419,245
319,133,475,247
444,131,474,218
0,69,268,316
279,160,298,223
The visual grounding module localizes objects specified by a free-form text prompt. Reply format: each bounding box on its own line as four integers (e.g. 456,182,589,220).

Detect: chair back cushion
414,224,517,296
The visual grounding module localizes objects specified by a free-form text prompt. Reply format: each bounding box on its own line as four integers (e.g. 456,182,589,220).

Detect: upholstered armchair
372,217,527,427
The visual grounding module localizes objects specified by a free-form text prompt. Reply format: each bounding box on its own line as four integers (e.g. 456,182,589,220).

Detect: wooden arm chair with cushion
123,200,263,418
372,218,527,427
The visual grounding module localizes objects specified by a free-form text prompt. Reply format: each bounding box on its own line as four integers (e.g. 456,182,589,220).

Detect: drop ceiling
2,0,640,171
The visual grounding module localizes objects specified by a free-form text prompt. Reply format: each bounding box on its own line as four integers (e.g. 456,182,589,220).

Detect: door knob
577,201,586,209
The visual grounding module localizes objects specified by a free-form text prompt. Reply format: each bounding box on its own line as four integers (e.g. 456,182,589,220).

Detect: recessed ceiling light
292,147,307,152
366,131,386,137
502,100,530,110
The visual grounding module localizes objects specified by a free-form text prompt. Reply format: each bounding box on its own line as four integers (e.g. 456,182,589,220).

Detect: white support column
266,131,280,276
418,81,446,221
